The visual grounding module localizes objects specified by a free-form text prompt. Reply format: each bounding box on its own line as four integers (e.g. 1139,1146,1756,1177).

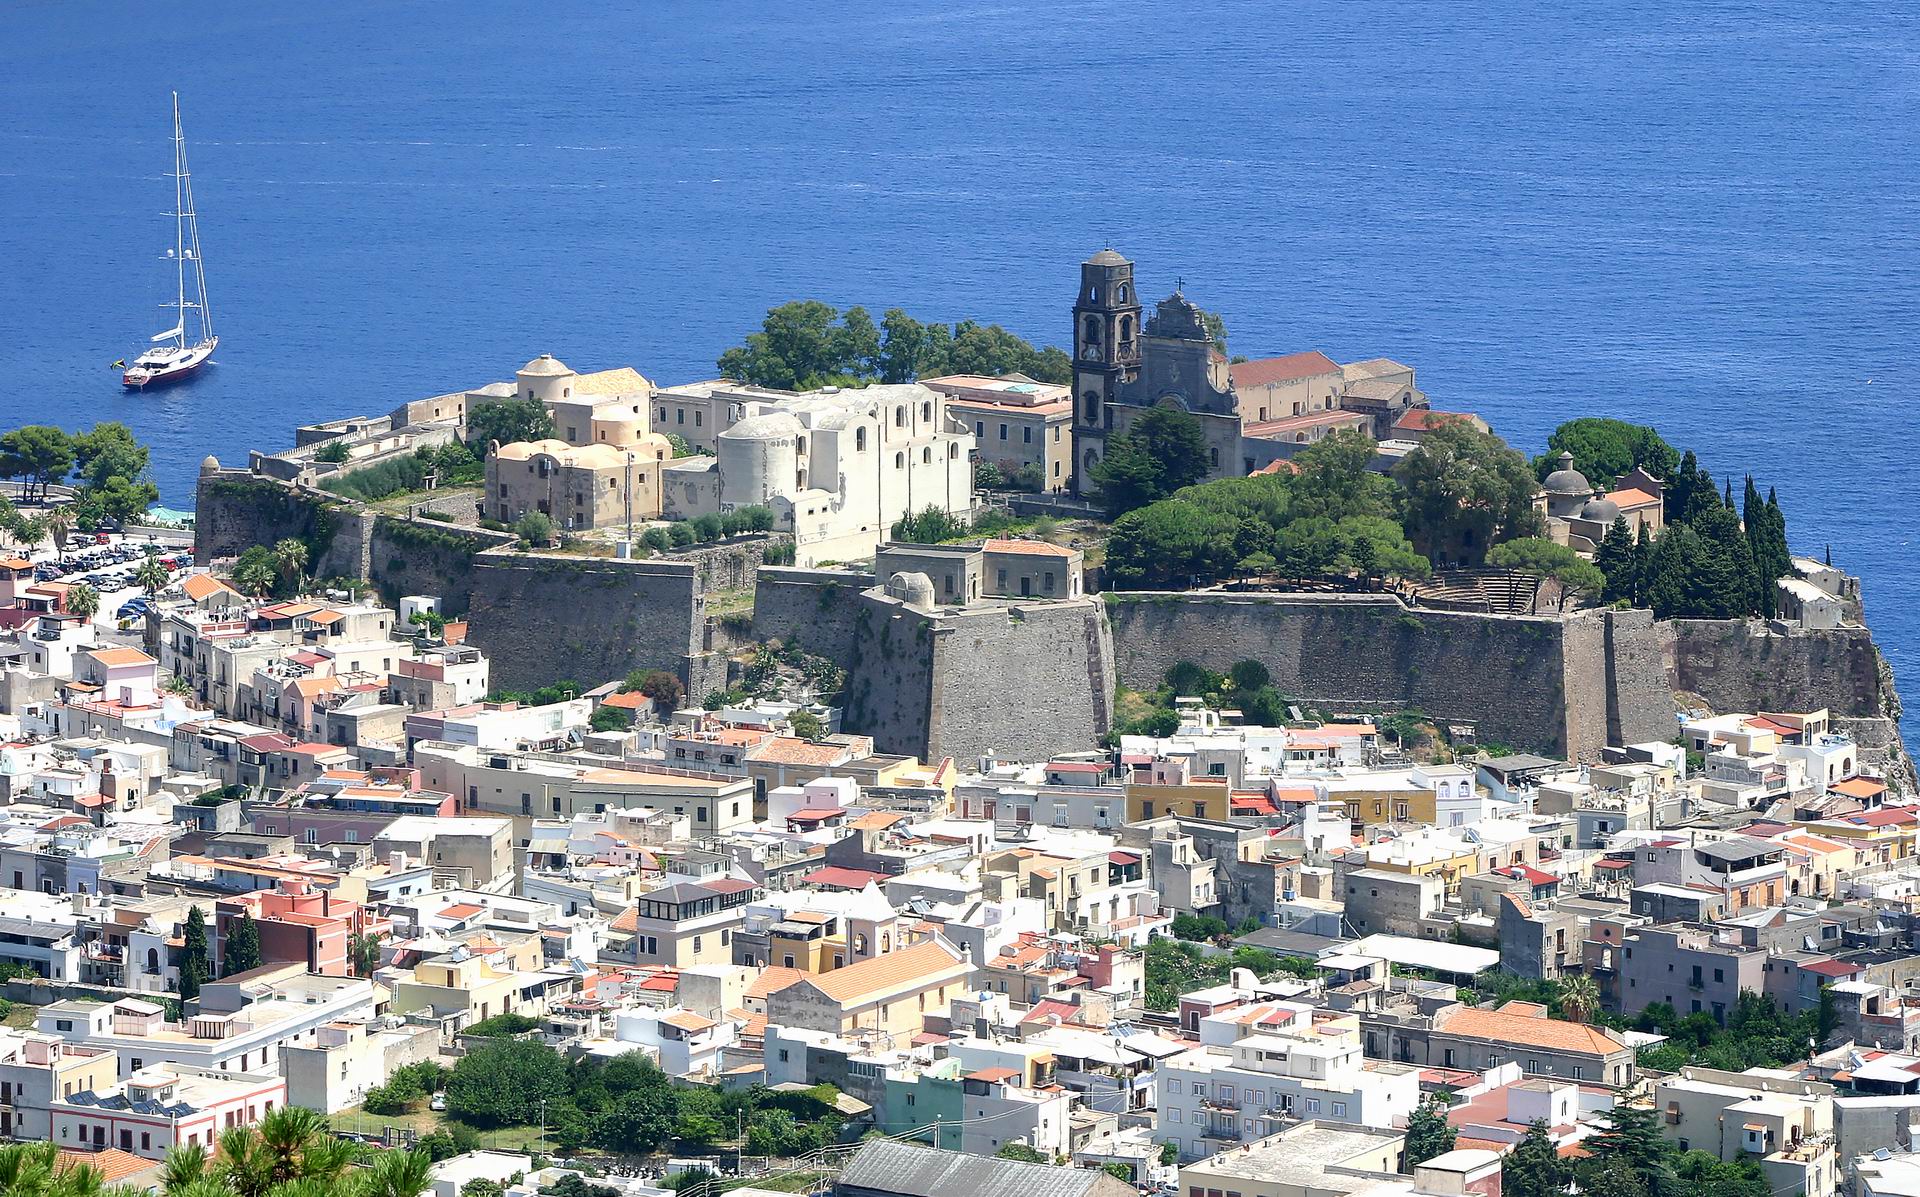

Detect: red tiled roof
1833,777,1889,800
1802,959,1863,978
439,903,485,920
1108,850,1141,866
1230,351,1340,387
1393,409,1476,432
1047,761,1106,774
801,866,888,890
1498,864,1560,887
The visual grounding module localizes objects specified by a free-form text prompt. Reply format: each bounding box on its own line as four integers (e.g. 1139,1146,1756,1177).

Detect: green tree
1101,499,1243,589
136,552,170,595
515,511,555,548
1486,536,1606,612
445,1039,572,1128
789,709,824,741
589,1079,677,1152
1664,449,1721,526
891,505,969,544
1159,1142,1179,1166
1200,310,1229,350
1090,406,1211,519
13,516,46,558
313,440,350,464
1501,1119,1568,1197
91,474,161,524
467,397,556,454
0,426,75,500
65,581,100,621
992,1142,1047,1164
1558,973,1600,1023
1595,515,1638,604
348,930,382,978
232,546,279,597
1403,1098,1456,1167
72,422,151,491
1537,418,1678,488
589,705,632,732
222,914,263,977
1581,1093,1674,1192
272,539,309,593
43,506,71,564
1393,420,1543,565
178,905,210,1000
1228,659,1271,691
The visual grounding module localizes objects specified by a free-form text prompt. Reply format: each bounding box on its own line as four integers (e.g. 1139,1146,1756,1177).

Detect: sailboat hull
123,337,216,389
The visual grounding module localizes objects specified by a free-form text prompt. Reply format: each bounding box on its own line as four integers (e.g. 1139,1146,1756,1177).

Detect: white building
661,382,974,566
612,1005,735,1079
39,968,378,1080
52,1063,286,1159
1156,1030,1422,1161
281,1018,440,1113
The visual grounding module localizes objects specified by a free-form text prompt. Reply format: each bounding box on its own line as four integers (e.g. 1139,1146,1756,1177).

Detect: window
778,1049,789,1062
1330,1102,1346,1118
975,421,985,438
998,423,1008,441
895,406,906,428
856,428,868,451
1023,426,1032,444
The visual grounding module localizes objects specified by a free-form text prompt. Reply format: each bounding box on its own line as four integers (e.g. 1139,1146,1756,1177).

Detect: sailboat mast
172,92,186,350
176,93,211,341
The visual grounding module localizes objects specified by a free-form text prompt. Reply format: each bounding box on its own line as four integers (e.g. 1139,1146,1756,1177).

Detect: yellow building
765,939,971,1048
1125,779,1229,823
391,931,549,1027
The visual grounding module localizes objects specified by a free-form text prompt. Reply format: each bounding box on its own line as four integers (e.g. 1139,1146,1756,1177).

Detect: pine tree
223,913,263,977
1742,477,1774,617
1596,516,1636,603
178,906,209,1001
1503,1120,1569,1197
1583,1093,1674,1192
1694,504,1761,616
1665,450,1698,526
1403,1097,1456,1168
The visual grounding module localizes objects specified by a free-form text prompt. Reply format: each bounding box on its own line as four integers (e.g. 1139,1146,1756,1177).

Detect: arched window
921,401,931,422
1119,315,1134,342
881,932,891,953
1083,448,1098,470
1083,316,1102,344
1119,283,1131,303
1295,432,1308,443
856,427,867,451
895,452,905,469
146,948,159,972
1082,392,1100,422
922,447,932,464
948,443,958,459
854,934,868,954
895,406,906,428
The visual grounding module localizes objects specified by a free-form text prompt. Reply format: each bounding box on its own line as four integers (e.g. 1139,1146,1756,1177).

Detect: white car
429,1094,447,1112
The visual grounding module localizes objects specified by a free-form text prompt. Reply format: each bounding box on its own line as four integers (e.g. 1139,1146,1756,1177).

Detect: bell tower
1071,249,1141,495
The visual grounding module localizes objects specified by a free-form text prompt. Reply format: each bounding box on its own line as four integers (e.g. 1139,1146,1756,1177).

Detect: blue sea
4,1,1917,739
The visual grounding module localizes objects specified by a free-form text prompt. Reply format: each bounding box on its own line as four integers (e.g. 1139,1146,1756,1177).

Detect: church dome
518,354,572,378
1543,451,1591,497
1084,248,1129,266
1579,493,1621,523
725,412,804,441
200,454,220,474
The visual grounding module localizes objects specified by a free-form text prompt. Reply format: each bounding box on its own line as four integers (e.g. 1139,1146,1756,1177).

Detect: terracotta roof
610,905,640,933
438,902,485,920
182,574,239,601
660,1010,718,1033
56,1148,153,1182
1802,958,1863,978
964,1066,1022,1084
1437,1006,1629,1057
1607,487,1661,509
1833,777,1889,800
1393,409,1476,432
1231,351,1340,387
850,811,910,831
745,966,809,1001
796,940,965,1004
0,556,30,570
87,647,154,667
802,866,889,890
982,538,1073,558
1108,850,1141,866
602,691,650,710
753,738,849,766
788,808,844,824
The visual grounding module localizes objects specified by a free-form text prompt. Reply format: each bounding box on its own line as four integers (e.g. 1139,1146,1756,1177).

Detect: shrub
313,440,351,464
764,541,796,565
690,513,725,541
642,527,673,552
669,522,696,548
515,512,554,547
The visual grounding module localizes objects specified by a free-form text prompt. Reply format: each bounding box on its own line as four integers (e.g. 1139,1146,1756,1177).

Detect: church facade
1069,250,1245,496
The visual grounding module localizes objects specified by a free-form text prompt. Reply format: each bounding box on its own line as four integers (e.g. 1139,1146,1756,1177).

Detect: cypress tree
1694,504,1761,617
1631,522,1652,606
1743,477,1774,617
1666,451,1699,526
1584,1092,1675,1185
179,906,209,1001
1596,516,1636,603
222,913,263,977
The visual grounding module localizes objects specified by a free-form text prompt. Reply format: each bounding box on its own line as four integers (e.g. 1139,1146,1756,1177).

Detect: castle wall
463,551,703,693
750,567,874,663
1105,593,1574,756
367,517,513,617
925,599,1115,763
839,594,936,760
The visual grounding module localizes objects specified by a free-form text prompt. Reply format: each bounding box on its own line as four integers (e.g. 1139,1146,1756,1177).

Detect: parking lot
24,531,195,632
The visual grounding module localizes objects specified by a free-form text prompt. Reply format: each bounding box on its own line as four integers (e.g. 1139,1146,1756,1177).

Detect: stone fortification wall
750,567,874,663
197,472,357,569
925,598,1115,763
1106,592,1576,756
1671,619,1886,717
367,516,513,617
1603,608,1679,748
839,593,936,759
463,551,703,693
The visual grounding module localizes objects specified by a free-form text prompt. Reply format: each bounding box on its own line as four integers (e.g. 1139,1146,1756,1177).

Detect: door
1019,577,1031,596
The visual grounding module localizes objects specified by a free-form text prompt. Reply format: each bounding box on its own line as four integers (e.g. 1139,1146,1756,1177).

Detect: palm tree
256,1106,331,1187
0,1141,149,1197
160,1144,208,1196
136,552,169,595
272,539,310,594
65,582,100,621
45,507,71,566
363,1148,434,1197
347,930,383,978
1558,973,1601,1024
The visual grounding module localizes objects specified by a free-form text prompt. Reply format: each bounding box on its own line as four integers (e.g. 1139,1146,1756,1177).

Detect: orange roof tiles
1834,777,1889,799
660,1011,718,1033
982,538,1073,558
1438,1005,1628,1057
56,1148,153,1182
745,966,809,1001
182,574,239,601
753,738,850,766
1231,351,1340,387
799,940,965,1004
1607,487,1661,509
87,647,154,667
438,903,485,920
610,905,640,933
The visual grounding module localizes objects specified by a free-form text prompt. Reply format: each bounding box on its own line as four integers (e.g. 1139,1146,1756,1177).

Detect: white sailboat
123,92,217,390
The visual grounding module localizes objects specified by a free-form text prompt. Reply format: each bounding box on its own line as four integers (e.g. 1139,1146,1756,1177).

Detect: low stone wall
751,566,874,663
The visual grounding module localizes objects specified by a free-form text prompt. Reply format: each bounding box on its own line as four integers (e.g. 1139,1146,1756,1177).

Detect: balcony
1199,1096,1240,1113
